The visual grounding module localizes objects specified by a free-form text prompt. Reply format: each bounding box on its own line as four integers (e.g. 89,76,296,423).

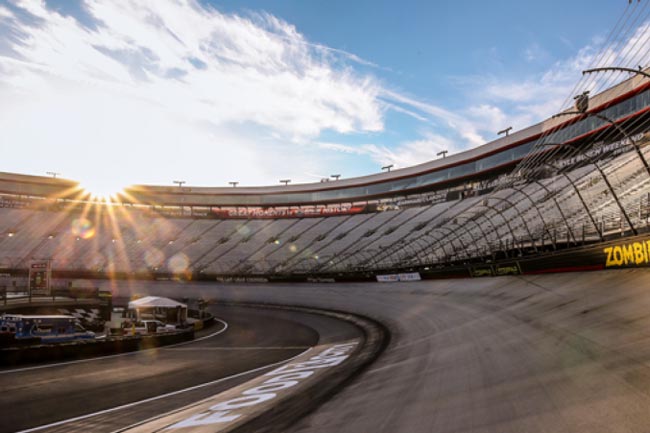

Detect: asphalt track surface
89,268,650,433
1,306,361,433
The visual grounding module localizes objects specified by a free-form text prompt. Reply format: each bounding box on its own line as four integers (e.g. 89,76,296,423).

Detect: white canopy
128,296,186,309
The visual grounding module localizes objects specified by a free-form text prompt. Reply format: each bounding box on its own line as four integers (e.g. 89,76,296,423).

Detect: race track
1,305,360,433
98,268,650,433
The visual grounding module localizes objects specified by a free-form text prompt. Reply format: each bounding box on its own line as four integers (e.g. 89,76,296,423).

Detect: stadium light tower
382,164,394,172
497,127,513,137
173,180,186,188
331,174,341,180
280,179,291,185
229,181,239,187
46,171,60,178
437,150,448,158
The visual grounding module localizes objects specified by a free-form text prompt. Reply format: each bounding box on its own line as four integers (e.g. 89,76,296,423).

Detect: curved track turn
1,306,360,433
98,269,650,433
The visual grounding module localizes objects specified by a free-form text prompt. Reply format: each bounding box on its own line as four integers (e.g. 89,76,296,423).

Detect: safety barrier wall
0,328,194,366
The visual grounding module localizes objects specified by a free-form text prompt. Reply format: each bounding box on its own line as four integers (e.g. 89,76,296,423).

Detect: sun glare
79,180,125,202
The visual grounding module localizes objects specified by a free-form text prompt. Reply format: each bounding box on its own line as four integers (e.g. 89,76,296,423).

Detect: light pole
173,180,186,188
498,127,513,137
46,172,60,179
331,174,341,180
381,164,394,172
437,150,448,158
280,179,291,186
229,181,238,187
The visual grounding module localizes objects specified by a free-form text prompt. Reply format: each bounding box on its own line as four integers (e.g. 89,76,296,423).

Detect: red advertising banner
211,205,366,219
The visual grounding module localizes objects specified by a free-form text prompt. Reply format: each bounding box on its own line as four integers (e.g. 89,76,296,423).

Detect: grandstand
1,69,650,281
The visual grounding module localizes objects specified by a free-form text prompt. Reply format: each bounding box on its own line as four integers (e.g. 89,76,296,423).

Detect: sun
79,179,126,202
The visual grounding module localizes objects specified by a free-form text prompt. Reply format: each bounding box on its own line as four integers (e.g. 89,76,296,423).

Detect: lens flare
71,218,95,239
83,253,105,270
144,248,165,268
168,253,189,273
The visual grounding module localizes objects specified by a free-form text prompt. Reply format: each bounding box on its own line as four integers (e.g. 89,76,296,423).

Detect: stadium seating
1,144,649,276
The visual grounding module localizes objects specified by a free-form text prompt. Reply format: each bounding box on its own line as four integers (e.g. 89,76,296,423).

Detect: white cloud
319,131,457,169
357,19,650,168
2,0,385,137
523,43,549,63
380,89,487,148
369,133,457,168
1,0,649,192
468,21,650,126
0,0,386,190
0,6,13,19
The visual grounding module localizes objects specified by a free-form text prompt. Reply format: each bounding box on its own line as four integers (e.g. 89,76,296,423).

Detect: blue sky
0,0,645,195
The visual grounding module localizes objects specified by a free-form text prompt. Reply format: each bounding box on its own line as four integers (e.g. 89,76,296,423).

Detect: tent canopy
128,296,186,309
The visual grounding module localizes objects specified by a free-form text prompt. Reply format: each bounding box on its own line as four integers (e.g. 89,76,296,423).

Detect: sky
0,0,644,196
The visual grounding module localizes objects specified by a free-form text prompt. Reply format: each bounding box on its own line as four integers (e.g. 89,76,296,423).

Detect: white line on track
0,318,229,375
167,346,311,351
15,346,313,433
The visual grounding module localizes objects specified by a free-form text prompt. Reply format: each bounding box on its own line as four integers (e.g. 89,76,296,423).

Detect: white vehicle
132,320,176,335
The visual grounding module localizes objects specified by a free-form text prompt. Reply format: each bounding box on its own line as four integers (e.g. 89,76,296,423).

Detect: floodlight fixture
381,164,394,172
497,127,512,137
280,179,291,185
573,91,590,113
437,150,448,158
173,180,186,188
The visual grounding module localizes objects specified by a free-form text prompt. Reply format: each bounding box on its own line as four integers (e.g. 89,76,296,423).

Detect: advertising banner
515,236,650,274
376,274,399,282
603,238,650,268
29,260,51,296
471,266,494,277
211,205,366,219
398,272,422,281
495,263,521,276
376,272,421,282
